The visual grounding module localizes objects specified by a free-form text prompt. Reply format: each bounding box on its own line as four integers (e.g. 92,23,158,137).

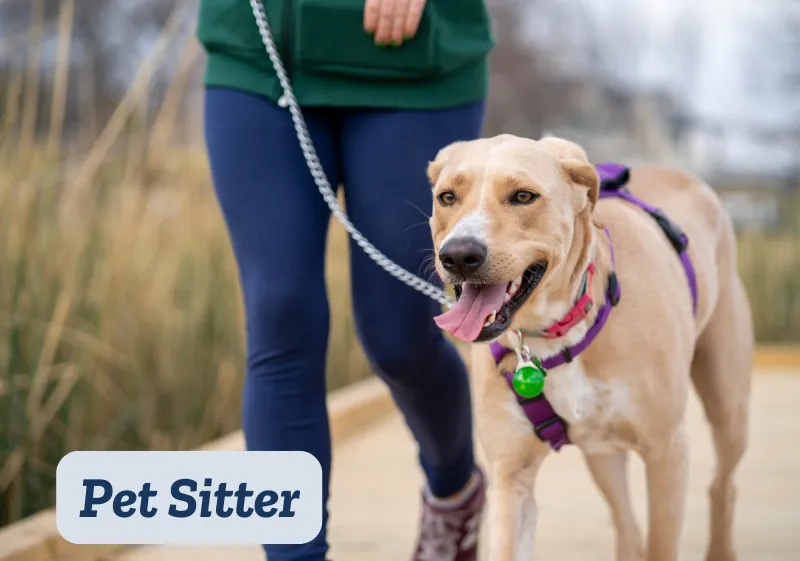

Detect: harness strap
595,163,698,315
490,343,571,449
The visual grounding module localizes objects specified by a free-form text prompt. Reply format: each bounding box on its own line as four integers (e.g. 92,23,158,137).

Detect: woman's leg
340,101,486,498
204,87,338,561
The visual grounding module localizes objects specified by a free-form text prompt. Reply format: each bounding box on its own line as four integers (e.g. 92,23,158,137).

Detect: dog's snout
439,238,487,277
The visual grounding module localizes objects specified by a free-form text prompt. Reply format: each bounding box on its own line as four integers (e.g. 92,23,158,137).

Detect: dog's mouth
434,262,548,343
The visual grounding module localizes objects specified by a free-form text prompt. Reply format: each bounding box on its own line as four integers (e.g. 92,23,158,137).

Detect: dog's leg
643,427,689,561
584,451,644,561
702,411,748,561
486,458,542,561
691,278,752,561
471,346,550,561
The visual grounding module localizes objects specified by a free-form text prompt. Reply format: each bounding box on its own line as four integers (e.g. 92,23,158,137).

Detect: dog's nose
439,238,487,277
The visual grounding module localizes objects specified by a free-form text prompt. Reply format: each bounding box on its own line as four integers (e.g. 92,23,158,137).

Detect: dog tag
512,348,547,398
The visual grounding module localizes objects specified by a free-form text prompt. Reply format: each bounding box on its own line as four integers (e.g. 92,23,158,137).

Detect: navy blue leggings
204,87,485,560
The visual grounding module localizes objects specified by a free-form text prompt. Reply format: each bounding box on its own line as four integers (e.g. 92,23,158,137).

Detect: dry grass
737,229,800,342
0,2,798,529
0,140,373,525
0,4,374,526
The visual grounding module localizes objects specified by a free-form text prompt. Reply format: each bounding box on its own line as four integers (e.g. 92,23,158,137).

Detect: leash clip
513,329,531,362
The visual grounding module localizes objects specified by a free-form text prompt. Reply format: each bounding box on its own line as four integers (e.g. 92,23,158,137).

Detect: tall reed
0,4,373,525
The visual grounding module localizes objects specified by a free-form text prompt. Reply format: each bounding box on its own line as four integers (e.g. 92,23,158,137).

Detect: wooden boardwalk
117,372,800,561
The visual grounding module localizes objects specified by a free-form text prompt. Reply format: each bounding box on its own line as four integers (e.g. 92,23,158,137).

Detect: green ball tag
512,361,546,398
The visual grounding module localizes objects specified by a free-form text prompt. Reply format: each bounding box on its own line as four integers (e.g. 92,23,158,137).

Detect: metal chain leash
248,0,455,309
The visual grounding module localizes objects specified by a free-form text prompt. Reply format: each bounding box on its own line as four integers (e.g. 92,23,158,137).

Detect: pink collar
541,262,596,339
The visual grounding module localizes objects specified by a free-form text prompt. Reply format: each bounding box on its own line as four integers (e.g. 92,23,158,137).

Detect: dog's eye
438,191,457,206
511,191,537,205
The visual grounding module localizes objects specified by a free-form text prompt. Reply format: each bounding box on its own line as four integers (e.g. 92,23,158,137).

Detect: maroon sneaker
411,468,486,561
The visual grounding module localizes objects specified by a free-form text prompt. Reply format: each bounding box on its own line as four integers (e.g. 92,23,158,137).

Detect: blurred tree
0,0,196,142
484,0,580,137
484,0,650,143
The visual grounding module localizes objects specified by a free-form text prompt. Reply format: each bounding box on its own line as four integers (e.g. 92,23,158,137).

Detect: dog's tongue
434,283,508,342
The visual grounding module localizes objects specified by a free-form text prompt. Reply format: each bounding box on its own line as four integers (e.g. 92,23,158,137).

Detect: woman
197,1,494,559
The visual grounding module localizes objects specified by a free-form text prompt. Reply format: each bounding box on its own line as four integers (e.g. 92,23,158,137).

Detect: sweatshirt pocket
292,0,492,81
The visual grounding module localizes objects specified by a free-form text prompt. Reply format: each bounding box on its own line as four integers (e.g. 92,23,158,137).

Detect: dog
428,134,753,561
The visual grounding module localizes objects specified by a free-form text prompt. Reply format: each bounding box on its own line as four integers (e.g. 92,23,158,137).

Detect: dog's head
429,134,599,343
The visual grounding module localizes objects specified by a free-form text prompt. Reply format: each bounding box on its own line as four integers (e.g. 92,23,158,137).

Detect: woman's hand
363,0,427,47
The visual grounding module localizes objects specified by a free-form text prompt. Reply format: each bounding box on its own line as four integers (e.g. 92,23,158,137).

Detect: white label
56,451,322,545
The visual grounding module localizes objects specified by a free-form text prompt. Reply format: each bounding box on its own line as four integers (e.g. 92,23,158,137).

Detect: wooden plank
753,344,800,370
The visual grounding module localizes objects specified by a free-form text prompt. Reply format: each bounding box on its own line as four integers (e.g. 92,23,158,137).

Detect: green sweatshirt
197,0,494,109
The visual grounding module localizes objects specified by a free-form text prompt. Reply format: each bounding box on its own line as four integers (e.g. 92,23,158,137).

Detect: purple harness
488,163,699,451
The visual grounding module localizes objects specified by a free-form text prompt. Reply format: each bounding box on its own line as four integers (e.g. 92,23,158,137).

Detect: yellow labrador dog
428,134,753,561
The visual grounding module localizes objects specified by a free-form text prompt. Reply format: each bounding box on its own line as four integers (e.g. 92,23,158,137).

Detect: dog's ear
561,159,600,207
539,136,598,208
427,141,464,186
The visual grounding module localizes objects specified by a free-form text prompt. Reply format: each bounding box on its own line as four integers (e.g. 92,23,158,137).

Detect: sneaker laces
416,506,481,561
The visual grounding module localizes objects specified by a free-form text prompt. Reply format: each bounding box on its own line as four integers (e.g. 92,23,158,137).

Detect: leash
247,0,456,309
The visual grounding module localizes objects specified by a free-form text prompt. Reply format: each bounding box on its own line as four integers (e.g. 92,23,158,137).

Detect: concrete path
118,372,800,561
